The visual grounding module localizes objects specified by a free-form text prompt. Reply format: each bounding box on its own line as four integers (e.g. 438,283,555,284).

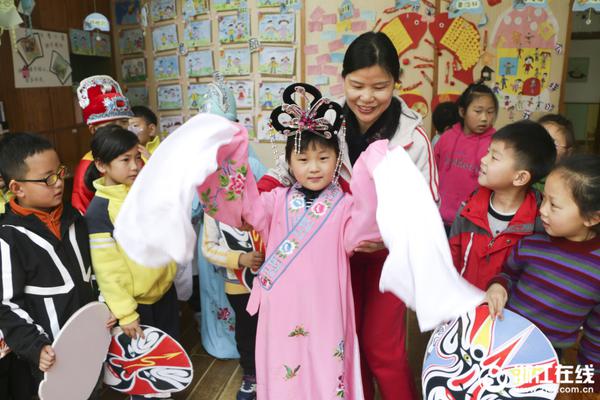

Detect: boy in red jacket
449,121,556,289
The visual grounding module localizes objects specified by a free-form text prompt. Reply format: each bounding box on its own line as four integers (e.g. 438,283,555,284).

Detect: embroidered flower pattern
259,274,272,288
217,307,231,321
200,188,219,216
336,375,345,398
308,200,330,218
211,302,235,332
289,196,305,212
276,239,298,259
333,340,344,361
284,364,301,380
219,161,247,201
288,325,309,337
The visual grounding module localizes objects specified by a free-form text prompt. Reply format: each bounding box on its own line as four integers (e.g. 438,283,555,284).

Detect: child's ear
513,170,531,187
95,160,107,174
8,180,25,199
458,107,466,119
149,123,157,137
583,211,600,229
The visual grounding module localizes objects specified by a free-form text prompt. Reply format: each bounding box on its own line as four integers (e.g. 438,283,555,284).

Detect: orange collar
9,198,63,239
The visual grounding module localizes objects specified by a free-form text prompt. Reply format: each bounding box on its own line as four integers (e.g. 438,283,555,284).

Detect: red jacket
71,152,94,214
449,187,542,290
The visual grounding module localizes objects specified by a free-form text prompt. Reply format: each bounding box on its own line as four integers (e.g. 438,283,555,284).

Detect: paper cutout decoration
400,93,429,117
226,80,254,109
115,0,140,25
183,0,208,18
219,48,251,76
513,0,548,10
573,0,600,12
238,112,256,140
448,0,484,18
379,13,427,57
151,0,176,22
188,83,211,109
119,28,144,54
218,13,250,44
491,6,558,49
431,93,460,113
184,20,211,48
213,0,248,12
0,0,23,47
258,81,287,109
258,46,294,75
394,0,420,9
430,14,481,71
157,84,183,110
158,115,184,137
103,326,193,396
70,29,93,55
152,24,178,52
126,86,149,106
338,0,354,21
122,57,147,82
186,50,214,77
258,13,295,43
154,55,179,80
84,12,110,32
38,302,111,400
423,305,559,399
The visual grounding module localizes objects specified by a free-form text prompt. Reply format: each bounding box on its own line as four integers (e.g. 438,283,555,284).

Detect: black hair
537,113,575,150
84,125,140,191
492,120,556,184
284,133,340,165
131,105,158,126
342,31,401,82
552,154,600,230
432,102,459,133
0,132,54,183
456,82,499,127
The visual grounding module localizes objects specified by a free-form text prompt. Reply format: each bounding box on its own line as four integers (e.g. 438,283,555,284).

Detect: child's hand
486,283,508,320
239,251,265,268
121,319,145,340
39,345,55,372
106,313,117,329
137,144,151,161
354,239,386,253
238,219,254,232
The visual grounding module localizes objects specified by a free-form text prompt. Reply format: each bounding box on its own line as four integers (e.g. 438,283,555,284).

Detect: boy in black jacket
0,133,100,394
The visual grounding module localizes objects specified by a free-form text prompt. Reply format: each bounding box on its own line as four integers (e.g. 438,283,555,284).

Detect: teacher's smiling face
344,65,395,134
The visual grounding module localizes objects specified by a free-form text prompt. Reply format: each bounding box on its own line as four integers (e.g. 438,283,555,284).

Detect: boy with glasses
0,132,105,395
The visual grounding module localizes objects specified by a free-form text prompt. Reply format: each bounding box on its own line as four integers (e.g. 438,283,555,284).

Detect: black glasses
15,166,66,186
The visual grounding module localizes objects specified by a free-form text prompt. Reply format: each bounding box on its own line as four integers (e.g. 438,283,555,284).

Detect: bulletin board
110,0,305,141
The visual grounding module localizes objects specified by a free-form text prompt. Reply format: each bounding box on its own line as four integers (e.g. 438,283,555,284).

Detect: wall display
258,46,294,75
258,81,287,109
186,50,214,77
257,0,284,7
218,13,250,44
126,86,149,106
257,112,285,142
93,33,112,57
188,83,211,109
10,28,72,88
213,0,248,12
157,84,183,110
118,28,145,54
115,0,140,25
183,0,209,18
566,57,589,83
238,111,256,140
122,57,147,82
154,54,179,80
158,115,184,138
151,0,177,22
184,20,211,48
219,48,251,75
258,13,295,43
69,29,93,55
226,80,254,109
152,24,179,52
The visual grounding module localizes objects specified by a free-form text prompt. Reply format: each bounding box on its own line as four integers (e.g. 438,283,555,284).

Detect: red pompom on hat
77,75,133,126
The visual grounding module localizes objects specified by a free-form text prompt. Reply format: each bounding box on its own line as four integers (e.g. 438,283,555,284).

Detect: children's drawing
184,20,211,48
219,48,251,76
122,57,147,83
151,0,176,22
154,55,179,80
186,50,213,77
188,83,211,109
218,13,250,44
49,51,72,85
238,112,256,140
258,13,294,43
258,46,294,75
258,81,287,109
93,33,112,57
257,0,284,7
118,29,144,55
157,84,183,110
159,115,184,138
226,80,253,109
16,33,43,65
69,29,93,56
152,24,178,52
115,0,140,25
257,112,285,142
126,86,149,106
183,0,208,18
213,0,247,12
